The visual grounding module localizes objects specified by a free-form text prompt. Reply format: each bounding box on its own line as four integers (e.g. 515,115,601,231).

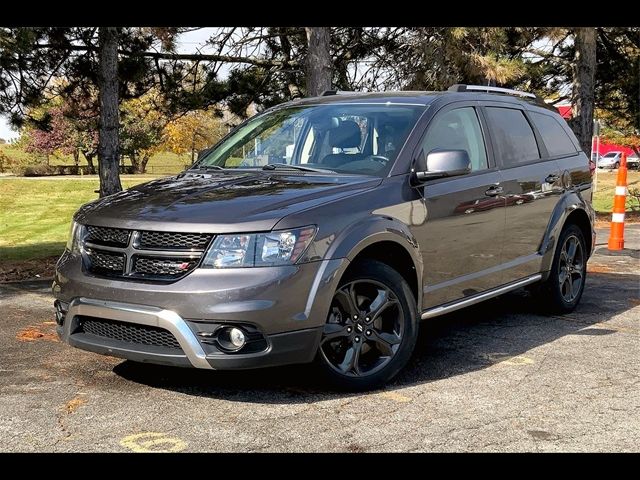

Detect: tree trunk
140,153,151,173
97,27,122,197
130,151,139,172
570,28,597,154
73,148,79,167
305,27,332,96
84,152,96,174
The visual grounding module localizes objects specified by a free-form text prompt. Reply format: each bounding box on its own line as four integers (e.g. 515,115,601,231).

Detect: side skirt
420,274,542,320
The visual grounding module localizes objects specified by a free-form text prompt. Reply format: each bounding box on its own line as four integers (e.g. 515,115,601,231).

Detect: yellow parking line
377,391,412,403
120,432,187,453
483,353,535,365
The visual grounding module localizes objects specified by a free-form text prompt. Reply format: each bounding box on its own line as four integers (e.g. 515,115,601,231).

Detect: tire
315,259,419,391
537,224,588,314
615,162,620,169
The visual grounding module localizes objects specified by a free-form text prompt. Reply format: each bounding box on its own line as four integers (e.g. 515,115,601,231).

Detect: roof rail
448,84,538,100
321,90,360,96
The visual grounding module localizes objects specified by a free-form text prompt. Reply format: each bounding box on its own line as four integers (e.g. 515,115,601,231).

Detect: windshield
194,104,425,177
603,152,619,158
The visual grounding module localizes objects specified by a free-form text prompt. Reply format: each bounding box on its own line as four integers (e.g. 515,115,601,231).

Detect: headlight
65,221,84,253
202,226,316,268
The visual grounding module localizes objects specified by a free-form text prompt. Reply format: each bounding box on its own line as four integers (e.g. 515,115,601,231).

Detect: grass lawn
592,170,640,213
0,144,191,175
1,170,638,263
0,176,160,261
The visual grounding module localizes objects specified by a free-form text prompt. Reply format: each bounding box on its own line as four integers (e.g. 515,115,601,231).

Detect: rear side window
485,107,540,167
529,111,577,157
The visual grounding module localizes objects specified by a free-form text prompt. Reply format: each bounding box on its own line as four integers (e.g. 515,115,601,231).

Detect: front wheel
315,259,418,391
537,224,588,314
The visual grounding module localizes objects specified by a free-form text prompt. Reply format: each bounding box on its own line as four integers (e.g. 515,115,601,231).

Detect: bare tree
305,27,332,96
571,28,597,153
97,27,123,196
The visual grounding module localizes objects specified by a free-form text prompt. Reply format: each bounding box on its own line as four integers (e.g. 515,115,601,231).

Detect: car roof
282,90,556,112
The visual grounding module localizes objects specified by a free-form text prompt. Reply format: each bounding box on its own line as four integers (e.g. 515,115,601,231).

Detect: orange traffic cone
607,152,628,251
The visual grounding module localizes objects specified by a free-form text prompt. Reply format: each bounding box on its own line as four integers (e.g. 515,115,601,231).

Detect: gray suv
54,84,595,390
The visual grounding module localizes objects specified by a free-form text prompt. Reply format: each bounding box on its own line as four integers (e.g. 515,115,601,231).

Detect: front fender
324,215,424,309
539,187,595,278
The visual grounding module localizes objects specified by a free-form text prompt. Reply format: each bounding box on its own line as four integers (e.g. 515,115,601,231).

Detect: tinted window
529,112,576,157
485,107,540,166
420,107,488,171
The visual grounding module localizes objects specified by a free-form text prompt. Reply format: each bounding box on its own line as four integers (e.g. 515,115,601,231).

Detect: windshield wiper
193,165,225,171
262,163,335,173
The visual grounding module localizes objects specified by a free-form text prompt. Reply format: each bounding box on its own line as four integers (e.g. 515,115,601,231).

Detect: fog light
229,328,246,348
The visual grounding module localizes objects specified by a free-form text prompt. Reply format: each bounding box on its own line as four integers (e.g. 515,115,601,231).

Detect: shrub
0,150,9,172
21,164,56,176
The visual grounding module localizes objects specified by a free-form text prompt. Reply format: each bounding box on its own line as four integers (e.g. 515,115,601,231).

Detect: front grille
86,248,125,274
138,231,212,250
86,226,130,247
79,316,182,350
134,256,199,277
83,225,211,282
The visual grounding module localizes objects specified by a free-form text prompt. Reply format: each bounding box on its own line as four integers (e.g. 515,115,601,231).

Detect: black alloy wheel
316,259,418,390
557,233,585,303
537,223,588,314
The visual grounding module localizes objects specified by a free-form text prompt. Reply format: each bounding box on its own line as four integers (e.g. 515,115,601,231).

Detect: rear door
483,104,562,283
411,103,506,308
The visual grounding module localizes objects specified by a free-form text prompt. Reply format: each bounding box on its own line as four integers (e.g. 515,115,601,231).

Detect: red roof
555,104,635,156
596,143,635,157
557,105,572,119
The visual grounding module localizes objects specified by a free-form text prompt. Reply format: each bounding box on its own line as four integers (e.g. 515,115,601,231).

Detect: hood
75,170,381,233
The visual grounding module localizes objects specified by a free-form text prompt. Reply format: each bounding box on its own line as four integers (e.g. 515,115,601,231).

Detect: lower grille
86,249,125,275
79,316,182,350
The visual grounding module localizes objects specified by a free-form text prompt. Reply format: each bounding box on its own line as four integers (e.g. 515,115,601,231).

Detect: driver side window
420,107,488,171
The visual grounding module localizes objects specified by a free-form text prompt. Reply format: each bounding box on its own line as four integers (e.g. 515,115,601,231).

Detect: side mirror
411,149,472,184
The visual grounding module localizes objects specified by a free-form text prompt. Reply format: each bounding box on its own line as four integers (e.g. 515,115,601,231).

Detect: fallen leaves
65,397,86,414
16,324,58,342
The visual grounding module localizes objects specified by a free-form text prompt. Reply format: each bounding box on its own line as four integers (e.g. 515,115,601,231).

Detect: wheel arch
325,217,423,311
539,190,595,277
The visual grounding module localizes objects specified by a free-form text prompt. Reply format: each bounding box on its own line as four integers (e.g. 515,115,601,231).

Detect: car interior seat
320,120,364,168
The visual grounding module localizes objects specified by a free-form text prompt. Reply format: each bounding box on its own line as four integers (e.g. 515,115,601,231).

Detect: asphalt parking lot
1,226,638,452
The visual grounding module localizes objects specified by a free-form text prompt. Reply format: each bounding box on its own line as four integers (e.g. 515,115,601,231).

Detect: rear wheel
615,161,620,169
315,259,418,391
537,224,587,314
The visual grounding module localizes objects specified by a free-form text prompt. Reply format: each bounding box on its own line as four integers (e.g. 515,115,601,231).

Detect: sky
0,27,218,142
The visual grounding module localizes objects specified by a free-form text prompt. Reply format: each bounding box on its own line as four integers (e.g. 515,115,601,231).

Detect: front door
411,104,506,309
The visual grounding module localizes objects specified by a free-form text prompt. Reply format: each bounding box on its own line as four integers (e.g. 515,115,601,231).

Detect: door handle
545,173,560,183
485,185,503,196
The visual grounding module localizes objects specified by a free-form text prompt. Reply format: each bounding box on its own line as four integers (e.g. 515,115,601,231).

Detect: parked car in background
597,151,623,169
627,155,640,170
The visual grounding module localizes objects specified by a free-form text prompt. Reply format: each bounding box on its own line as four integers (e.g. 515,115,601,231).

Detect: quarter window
529,111,577,157
485,107,540,166
420,107,488,171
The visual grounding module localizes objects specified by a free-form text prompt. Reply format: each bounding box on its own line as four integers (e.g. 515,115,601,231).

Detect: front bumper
57,297,322,369
53,251,348,369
